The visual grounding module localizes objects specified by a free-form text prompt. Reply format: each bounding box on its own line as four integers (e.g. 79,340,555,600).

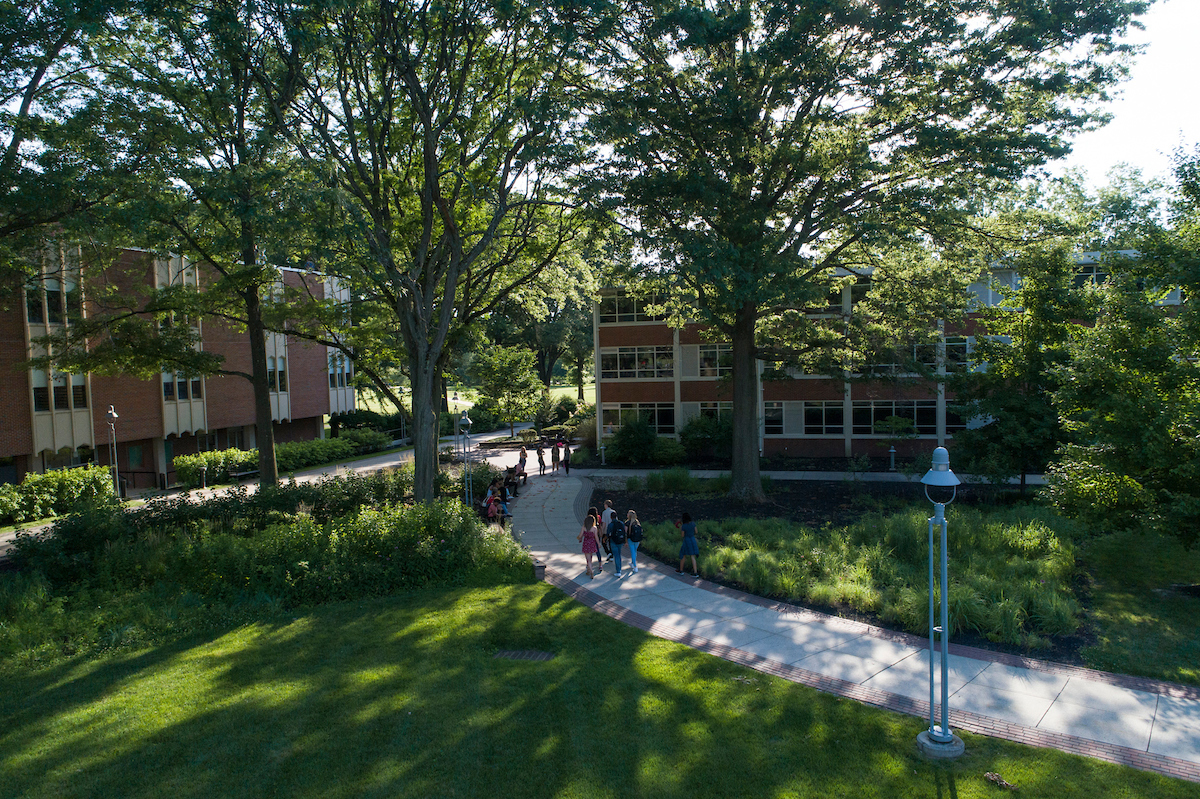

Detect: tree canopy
587,0,1149,500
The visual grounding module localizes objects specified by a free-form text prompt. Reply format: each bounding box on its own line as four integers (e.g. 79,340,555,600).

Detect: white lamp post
106,405,120,498
916,446,965,758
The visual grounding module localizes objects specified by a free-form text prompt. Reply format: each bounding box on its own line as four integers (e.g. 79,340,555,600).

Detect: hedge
0,465,115,525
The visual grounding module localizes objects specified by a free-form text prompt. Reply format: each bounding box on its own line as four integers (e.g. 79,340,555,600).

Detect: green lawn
1,585,1192,799
1077,528,1200,686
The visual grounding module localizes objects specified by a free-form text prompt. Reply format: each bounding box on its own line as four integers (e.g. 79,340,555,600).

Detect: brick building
591,253,1164,463
1,246,354,488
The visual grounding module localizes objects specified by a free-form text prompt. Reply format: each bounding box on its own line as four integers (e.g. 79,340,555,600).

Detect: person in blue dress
675,511,699,577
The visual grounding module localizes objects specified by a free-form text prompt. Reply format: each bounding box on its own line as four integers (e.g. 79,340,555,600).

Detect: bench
229,469,259,483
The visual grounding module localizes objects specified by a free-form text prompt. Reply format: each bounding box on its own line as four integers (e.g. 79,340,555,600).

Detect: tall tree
472,345,542,438
950,241,1090,490
39,0,318,486
487,293,594,386
0,1,158,270
589,0,1149,501
277,0,599,501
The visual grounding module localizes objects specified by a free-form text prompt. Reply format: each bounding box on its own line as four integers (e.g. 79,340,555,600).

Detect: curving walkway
509,470,1200,783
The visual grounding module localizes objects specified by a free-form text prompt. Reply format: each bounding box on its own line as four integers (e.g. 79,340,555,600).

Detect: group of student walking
578,500,701,580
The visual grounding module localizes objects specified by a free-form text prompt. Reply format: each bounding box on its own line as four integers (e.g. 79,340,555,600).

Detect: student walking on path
607,512,628,578
600,500,616,562
562,444,571,476
676,511,699,576
536,443,546,476
551,442,560,472
625,510,643,574
578,513,602,579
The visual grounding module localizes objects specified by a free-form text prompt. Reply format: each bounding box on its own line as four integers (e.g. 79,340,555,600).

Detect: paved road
511,470,1200,783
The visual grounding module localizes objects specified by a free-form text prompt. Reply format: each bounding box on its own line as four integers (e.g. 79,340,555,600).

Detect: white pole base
917,730,965,759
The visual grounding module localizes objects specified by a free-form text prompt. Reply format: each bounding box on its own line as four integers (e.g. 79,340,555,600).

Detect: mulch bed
589,481,1095,667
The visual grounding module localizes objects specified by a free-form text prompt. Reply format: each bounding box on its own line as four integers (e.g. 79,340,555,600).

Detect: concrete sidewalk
508,471,1200,783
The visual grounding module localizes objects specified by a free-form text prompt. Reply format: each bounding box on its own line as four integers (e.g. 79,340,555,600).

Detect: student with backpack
606,512,628,578
625,510,644,574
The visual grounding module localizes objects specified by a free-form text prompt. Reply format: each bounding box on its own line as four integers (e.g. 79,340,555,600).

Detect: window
53,383,70,410
45,281,63,324
601,403,676,435
163,376,175,400
177,375,189,400
277,357,287,393
848,400,965,435
597,291,668,323
699,401,733,420
72,384,87,408
804,401,843,435
228,429,245,450
191,378,203,399
600,346,673,379
267,356,277,392
764,401,783,435
198,432,218,451
1073,263,1109,288
25,287,43,324
128,444,144,468
699,343,732,377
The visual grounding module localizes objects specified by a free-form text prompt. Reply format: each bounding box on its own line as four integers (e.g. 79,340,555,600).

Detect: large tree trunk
409,349,441,504
729,299,764,502
245,286,279,486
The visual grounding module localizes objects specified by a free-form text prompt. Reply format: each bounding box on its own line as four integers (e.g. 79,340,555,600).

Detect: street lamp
460,410,473,507
106,405,120,498
917,446,964,758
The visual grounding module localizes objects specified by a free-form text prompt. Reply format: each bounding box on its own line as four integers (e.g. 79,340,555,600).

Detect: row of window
33,384,88,413
600,401,965,438
802,400,966,436
600,346,674,379
599,343,734,380
601,403,677,436
329,354,352,388
25,281,82,326
597,293,668,324
164,375,205,401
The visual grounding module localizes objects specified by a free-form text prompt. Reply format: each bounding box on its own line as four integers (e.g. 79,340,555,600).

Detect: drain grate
494,650,555,661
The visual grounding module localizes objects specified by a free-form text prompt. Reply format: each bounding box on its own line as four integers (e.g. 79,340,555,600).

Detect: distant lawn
1,585,1193,799
549,382,594,405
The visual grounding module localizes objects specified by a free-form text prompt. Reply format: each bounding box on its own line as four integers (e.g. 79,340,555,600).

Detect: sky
1054,0,1200,187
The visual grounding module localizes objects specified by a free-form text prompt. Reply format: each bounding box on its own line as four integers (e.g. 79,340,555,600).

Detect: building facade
592,253,1168,463
0,246,352,489
592,270,981,462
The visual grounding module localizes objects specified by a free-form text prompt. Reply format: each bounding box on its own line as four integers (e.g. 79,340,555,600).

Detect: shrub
552,395,578,424
1044,446,1152,530
467,396,502,433
652,437,686,465
174,449,257,488
339,428,393,454
679,413,733,461
276,438,356,473
332,409,386,431
658,467,699,493
625,476,642,492
0,465,116,525
611,417,657,464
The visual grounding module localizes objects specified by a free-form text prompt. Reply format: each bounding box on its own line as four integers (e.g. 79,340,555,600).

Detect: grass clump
0,585,1192,799
641,503,1082,648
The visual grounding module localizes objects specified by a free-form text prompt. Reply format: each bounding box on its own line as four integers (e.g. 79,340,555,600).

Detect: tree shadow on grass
0,584,1194,799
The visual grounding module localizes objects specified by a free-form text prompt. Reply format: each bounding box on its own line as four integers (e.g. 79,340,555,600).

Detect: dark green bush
339,428,393,454
679,413,734,461
652,437,686,465
173,449,257,487
552,395,578,423
610,417,658,464
332,408,386,431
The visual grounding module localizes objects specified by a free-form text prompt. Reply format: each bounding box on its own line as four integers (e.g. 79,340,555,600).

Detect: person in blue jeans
625,510,643,573
607,513,628,577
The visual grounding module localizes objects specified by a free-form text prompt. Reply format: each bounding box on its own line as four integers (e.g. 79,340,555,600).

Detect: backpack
627,522,643,543
607,518,626,544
